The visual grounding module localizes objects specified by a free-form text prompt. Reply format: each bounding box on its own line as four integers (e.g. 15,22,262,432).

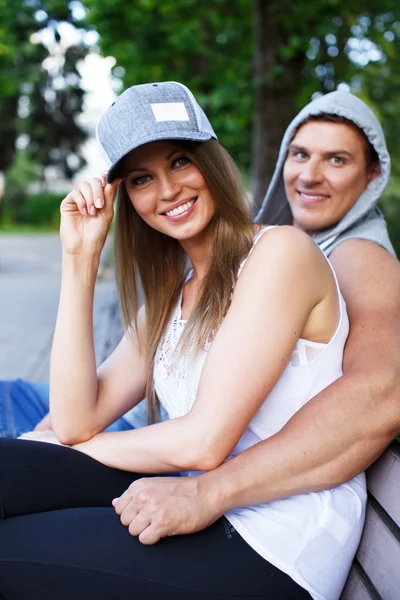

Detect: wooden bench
93,280,124,365
341,441,400,600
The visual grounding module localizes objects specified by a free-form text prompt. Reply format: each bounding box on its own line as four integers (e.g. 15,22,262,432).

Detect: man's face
283,120,380,233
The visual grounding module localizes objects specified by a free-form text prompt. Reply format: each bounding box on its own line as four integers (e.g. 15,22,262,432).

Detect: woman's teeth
165,200,195,217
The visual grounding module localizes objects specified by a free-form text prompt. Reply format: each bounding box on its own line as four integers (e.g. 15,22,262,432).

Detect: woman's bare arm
71,227,337,472
50,177,147,444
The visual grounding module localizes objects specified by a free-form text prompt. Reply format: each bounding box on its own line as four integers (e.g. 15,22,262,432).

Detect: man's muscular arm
200,240,400,513
115,240,400,542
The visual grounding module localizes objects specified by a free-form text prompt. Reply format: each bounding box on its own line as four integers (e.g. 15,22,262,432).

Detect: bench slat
93,283,123,364
357,495,400,600
367,443,400,528
340,560,382,600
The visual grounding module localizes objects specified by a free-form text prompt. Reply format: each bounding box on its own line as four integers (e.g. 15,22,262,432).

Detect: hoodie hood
255,90,395,256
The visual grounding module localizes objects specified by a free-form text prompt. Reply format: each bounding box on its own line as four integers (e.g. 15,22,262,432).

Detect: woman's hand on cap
60,175,123,255
65,176,121,219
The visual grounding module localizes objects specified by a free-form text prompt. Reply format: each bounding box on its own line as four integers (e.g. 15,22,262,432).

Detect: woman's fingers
103,177,123,212
80,180,97,216
61,177,109,217
66,176,122,217
62,187,89,216
100,171,108,187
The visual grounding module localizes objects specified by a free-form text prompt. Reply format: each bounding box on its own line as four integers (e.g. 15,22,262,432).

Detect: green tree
84,0,253,170
252,1,400,206
0,0,90,177
84,0,400,211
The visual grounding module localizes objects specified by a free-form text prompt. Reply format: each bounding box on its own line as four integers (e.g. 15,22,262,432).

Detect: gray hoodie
255,90,396,257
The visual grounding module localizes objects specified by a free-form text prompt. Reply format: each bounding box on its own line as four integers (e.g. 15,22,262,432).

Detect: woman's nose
159,175,182,201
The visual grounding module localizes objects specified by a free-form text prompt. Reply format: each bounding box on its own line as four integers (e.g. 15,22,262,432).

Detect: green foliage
380,176,400,256
16,192,62,228
0,151,61,228
84,0,253,169
83,1,400,190
0,0,90,176
1,152,41,217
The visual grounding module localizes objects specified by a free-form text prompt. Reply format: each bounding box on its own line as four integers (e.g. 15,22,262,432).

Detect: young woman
0,82,365,600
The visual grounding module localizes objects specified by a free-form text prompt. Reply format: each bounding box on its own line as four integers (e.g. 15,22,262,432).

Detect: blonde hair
114,139,253,423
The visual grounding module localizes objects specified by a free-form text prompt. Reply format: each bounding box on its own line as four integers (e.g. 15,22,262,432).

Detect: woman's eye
172,155,190,169
130,174,151,186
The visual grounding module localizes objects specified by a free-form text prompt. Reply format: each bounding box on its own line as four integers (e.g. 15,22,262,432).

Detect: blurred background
1,0,400,252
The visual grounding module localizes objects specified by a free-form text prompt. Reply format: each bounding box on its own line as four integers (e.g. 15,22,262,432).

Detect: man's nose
299,159,323,185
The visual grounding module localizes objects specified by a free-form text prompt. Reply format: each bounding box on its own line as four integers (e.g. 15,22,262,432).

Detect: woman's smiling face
283,120,380,233
122,140,216,243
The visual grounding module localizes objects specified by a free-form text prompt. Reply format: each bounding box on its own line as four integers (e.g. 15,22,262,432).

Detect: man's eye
330,156,345,165
291,151,308,160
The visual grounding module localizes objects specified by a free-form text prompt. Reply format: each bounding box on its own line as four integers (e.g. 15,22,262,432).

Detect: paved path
0,233,120,382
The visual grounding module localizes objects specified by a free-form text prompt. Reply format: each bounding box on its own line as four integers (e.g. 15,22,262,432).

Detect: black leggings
0,439,311,599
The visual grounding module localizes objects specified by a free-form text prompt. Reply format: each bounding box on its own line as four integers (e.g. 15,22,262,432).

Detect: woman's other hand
60,174,122,255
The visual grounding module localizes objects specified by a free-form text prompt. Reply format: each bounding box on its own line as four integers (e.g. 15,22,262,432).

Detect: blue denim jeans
0,379,168,438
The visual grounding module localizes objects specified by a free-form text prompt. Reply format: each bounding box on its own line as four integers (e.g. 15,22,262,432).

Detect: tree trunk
0,95,19,173
251,0,305,212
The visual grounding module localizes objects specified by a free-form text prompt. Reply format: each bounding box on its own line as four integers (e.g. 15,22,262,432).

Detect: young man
109,90,400,545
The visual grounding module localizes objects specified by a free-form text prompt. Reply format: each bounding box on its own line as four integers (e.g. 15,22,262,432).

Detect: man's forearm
198,363,399,513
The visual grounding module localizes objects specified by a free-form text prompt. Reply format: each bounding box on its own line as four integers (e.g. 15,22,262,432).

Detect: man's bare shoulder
330,239,400,313
330,239,400,373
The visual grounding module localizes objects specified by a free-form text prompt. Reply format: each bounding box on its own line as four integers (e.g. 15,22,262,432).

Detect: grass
0,223,58,234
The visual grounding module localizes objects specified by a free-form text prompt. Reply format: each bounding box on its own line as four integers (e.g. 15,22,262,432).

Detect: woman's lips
163,198,198,222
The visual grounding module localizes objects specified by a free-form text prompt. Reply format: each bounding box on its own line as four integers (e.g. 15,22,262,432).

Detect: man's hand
112,475,222,544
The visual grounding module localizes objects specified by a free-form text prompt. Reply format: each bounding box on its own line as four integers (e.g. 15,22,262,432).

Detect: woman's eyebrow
167,149,179,159
124,149,180,175
125,166,148,174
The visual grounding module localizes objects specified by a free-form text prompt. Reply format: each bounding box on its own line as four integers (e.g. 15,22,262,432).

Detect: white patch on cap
151,102,189,122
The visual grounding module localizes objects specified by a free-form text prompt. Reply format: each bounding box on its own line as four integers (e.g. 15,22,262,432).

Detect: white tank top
154,227,366,600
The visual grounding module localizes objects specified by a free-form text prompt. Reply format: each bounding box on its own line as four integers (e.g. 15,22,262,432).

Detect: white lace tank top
154,227,366,600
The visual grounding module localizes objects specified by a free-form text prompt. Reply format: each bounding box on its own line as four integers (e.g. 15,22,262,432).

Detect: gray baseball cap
96,81,218,182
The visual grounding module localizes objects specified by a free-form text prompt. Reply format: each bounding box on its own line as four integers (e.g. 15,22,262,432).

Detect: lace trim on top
154,294,210,416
